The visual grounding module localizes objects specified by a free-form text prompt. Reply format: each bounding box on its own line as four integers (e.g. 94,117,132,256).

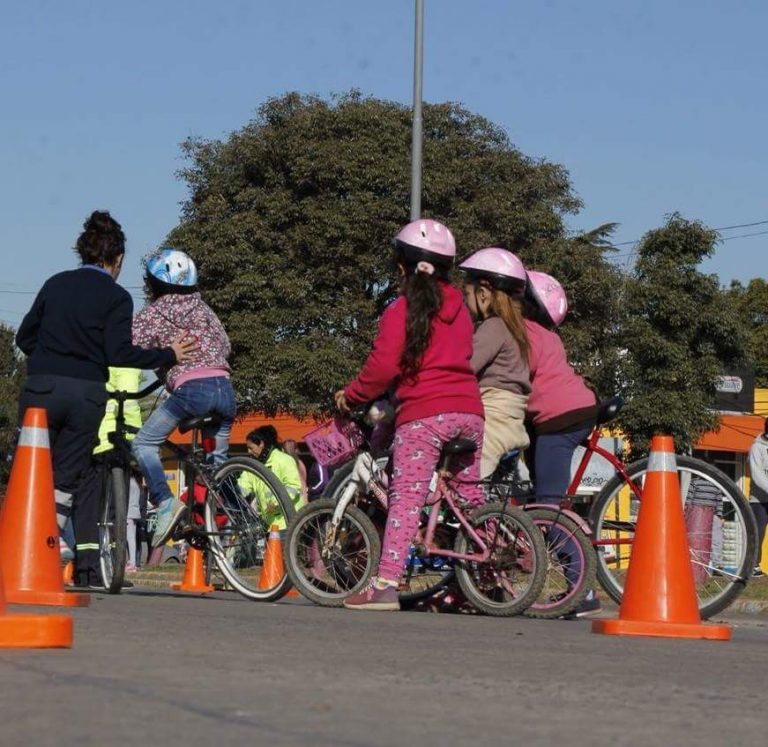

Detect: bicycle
485,452,597,619
286,407,548,616
550,396,758,619
98,379,297,600
306,396,757,619
317,419,596,619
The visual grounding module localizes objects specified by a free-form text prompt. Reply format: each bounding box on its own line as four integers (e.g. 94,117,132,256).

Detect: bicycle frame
331,452,388,526
565,425,641,547
328,450,509,565
418,474,500,563
108,380,221,544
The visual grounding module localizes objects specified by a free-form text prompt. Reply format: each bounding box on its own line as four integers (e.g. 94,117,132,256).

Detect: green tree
725,278,768,388
616,214,746,455
167,91,621,415
0,324,24,488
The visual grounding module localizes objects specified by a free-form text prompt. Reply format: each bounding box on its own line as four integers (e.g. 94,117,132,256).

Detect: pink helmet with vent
459,247,526,295
526,270,568,328
393,219,456,270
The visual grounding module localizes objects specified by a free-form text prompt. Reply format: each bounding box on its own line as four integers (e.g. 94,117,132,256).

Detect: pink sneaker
343,582,400,611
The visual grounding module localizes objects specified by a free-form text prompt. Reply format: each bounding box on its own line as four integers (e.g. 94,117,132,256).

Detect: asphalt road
1,588,767,747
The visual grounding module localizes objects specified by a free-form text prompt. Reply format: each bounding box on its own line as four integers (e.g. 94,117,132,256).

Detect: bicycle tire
99,466,128,594
319,456,453,605
523,508,596,619
454,502,547,617
285,497,381,606
204,456,296,602
589,455,758,619
322,460,355,500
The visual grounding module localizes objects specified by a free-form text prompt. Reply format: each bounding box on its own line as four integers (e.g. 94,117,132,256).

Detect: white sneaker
151,498,187,548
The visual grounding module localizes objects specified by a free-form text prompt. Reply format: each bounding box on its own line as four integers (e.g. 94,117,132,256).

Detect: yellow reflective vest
238,448,304,530
94,368,143,455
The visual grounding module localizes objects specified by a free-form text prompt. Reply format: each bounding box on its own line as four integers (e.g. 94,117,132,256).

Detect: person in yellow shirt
71,367,142,589
239,426,304,531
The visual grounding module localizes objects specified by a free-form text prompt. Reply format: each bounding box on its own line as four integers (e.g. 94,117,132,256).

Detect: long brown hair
400,271,444,380
487,288,530,364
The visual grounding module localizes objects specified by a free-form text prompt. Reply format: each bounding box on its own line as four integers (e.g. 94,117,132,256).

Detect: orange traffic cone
0,550,73,648
258,524,296,596
0,408,90,607
592,435,731,641
171,547,214,594
62,561,74,587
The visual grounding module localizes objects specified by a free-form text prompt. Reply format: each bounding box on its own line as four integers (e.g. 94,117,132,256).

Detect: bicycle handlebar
111,378,165,402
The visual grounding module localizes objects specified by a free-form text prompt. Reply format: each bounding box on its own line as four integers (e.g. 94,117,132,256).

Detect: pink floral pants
377,412,485,583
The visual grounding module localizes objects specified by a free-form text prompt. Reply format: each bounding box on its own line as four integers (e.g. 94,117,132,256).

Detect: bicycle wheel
321,458,453,604
285,498,380,606
454,502,547,617
204,456,296,602
99,466,128,594
322,460,355,500
590,455,758,619
523,508,596,619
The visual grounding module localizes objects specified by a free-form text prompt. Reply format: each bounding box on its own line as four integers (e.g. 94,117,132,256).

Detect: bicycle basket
305,417,364,467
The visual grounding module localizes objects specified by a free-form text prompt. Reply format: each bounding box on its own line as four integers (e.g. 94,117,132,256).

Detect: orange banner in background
696,414,764,453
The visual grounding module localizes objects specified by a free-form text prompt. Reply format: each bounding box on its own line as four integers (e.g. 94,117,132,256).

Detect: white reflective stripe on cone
17,426,50,449
647,451,677,473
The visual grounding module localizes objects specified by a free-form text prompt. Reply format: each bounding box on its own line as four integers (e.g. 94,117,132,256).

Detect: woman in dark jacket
15,211,196,562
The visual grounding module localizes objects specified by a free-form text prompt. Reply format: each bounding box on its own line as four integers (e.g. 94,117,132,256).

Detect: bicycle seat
178,413,223,434
441,438,478,456
595,396,624,425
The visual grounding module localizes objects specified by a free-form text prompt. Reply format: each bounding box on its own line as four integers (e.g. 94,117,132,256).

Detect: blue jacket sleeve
15,285,46,355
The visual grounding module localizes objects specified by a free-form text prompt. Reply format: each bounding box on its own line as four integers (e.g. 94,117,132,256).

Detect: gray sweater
471,317,531,395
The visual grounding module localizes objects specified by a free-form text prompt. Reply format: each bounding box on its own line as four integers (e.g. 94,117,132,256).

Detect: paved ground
1,588,767,747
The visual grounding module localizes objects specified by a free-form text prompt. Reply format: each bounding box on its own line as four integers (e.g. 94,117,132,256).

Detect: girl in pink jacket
525,270,600,616
131,248,235,548
524,271,597,498
336,219,484,611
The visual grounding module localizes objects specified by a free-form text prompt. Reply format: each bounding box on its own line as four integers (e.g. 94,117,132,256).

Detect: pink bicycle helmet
459,247,526,296
392,219,456,272
526,270,568,328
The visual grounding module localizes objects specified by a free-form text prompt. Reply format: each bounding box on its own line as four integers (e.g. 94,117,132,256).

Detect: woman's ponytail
400,271,443,380
490,290,530,365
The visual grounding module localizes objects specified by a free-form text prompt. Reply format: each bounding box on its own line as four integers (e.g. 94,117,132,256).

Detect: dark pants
529,424,593,502
71,459,104,583
18,374,107,528
528,423,593,588
751,502,768,566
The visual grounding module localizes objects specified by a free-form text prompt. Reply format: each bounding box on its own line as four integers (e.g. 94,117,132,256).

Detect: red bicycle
569,397,757,619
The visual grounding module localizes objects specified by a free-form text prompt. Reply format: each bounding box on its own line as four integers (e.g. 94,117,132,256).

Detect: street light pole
410,0,424,221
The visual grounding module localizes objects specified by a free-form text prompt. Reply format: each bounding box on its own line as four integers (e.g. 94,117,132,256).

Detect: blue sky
1,0,766,328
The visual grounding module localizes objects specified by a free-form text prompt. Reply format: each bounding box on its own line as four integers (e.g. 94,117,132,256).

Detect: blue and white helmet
145,248,198,292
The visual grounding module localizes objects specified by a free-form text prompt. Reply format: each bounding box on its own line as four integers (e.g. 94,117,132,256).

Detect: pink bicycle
285,409,547,616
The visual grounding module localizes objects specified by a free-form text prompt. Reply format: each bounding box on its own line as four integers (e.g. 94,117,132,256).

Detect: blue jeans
530,424,593,587
132,377,236,505
532,425,593,503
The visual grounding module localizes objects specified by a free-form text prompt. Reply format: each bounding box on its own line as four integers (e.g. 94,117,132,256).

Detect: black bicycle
98,379,296,599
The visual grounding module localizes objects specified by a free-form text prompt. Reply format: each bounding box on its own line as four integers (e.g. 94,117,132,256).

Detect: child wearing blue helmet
132,247,236,546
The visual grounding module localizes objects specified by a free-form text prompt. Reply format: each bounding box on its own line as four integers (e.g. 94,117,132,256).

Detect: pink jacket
345,283,483,426
525,320,597,432
133,293,231,391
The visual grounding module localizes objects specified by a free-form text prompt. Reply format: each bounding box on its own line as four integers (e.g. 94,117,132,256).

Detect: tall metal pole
410,0,424,221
